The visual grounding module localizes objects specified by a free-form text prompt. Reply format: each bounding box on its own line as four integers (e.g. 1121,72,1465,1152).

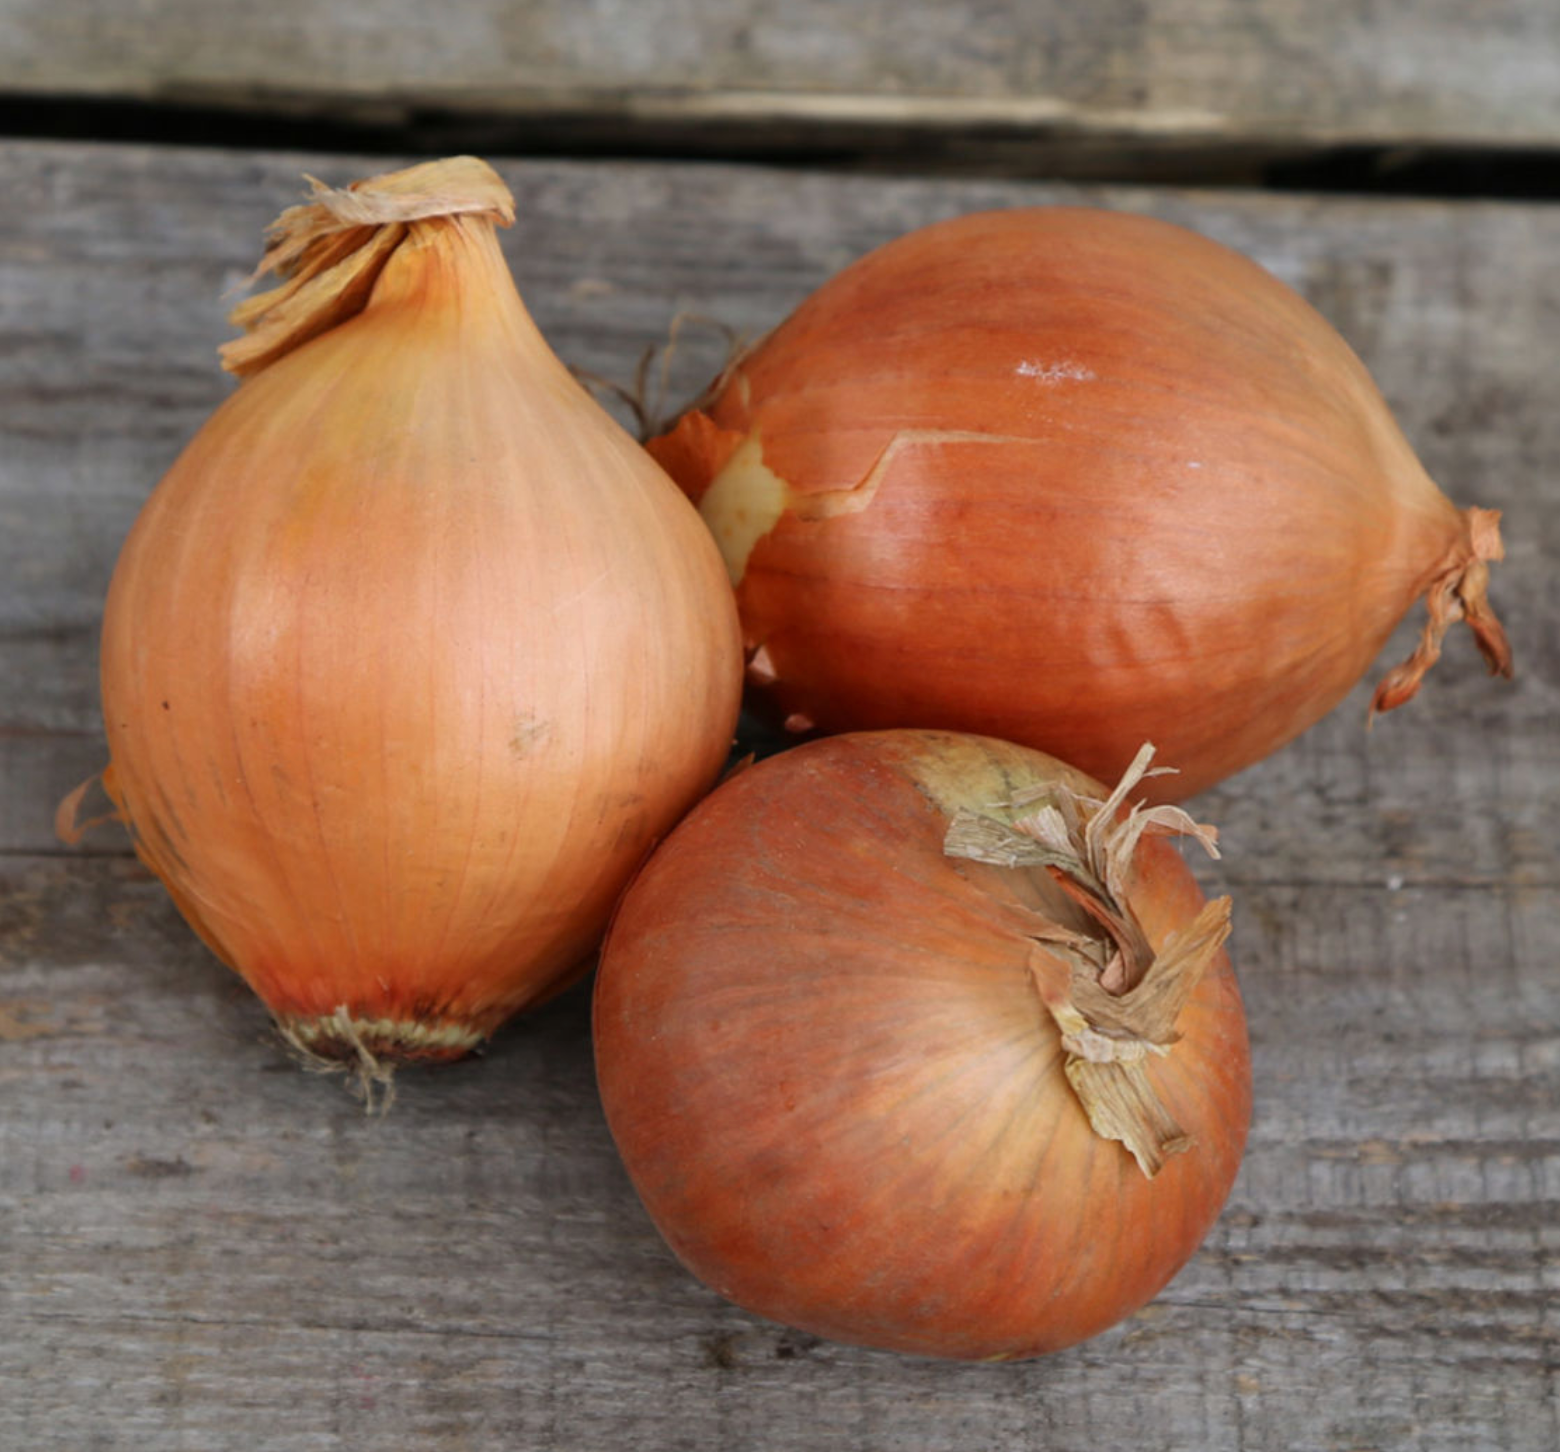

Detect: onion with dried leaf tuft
594,729,1250,1360
86,158,743,1093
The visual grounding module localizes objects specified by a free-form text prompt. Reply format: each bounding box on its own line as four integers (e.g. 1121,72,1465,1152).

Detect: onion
86,158,742,1089
593,730,1250,1360
648,207,1512,799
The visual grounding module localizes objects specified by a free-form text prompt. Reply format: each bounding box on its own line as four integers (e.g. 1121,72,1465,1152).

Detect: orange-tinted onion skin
593,730,1251,1360
650,208,1499,800
100,219,742,1051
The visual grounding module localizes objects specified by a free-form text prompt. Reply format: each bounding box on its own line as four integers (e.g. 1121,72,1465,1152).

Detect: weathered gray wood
2,142,1558,1449
2,0,1559,154
2,860,1555,1449
3,143,1555,864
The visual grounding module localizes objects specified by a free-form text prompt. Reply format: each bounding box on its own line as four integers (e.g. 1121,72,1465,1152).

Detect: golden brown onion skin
100,203,742,1057
649,208,1508,800
594,730,1251,1361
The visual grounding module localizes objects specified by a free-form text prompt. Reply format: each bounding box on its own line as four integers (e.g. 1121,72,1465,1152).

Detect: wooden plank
3,142,1555,856
1,861,1555,1449
1,0,1559,155
2,142,1558,1448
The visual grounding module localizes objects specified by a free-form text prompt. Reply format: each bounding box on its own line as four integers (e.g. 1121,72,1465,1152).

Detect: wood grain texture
2,141,1558,1449
2,0,1559,151
2,860,1555,1450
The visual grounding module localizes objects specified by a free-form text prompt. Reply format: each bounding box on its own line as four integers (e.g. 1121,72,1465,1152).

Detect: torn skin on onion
648,206,1512,801
593,729,1251,1361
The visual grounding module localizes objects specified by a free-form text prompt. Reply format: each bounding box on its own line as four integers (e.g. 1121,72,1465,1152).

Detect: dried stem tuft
944,744,1229,1176
221,157,515,379
1371,505,1513,716
573,311,750,443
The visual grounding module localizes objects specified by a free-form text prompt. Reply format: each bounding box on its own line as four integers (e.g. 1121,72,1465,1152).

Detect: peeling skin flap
695,422,1050,585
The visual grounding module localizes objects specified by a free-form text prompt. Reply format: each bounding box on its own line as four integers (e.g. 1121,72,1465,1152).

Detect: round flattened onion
649,207,1512,800
593,729,1251,1360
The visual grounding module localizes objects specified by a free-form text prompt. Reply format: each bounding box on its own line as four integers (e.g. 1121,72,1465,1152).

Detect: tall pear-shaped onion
649,207,1512,800
95,158,742,1076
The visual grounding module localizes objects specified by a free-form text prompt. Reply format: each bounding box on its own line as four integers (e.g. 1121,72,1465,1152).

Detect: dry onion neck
944,744,1231,1176
1372,505,1513,715
219,155,517,378
571,311,752,444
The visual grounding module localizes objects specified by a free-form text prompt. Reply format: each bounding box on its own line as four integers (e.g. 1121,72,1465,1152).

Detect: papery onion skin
593,729,1251,1361
98,160,743,1064
649,207,1511,801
